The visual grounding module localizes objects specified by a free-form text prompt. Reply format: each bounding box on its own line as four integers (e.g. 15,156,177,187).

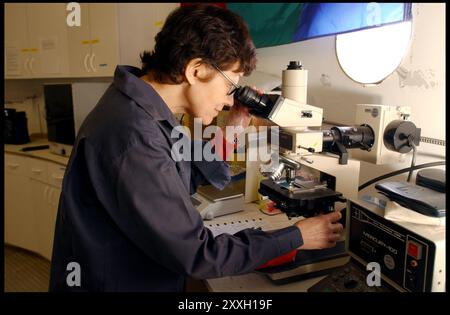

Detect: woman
49,4,343,292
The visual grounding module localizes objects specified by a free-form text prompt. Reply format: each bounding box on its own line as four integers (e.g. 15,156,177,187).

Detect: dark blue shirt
49,65,303,292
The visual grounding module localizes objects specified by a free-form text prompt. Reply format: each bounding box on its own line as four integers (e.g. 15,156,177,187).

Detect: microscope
234,61,422,282
236,61,378,219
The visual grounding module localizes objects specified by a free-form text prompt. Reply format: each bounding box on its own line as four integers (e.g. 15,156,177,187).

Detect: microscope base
258,240,349,284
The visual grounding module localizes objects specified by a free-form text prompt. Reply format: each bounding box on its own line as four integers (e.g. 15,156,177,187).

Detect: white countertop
4,135,69,166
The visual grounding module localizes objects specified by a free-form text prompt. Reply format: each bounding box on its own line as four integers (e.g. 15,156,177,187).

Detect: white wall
118,3,179,67
252,3,446,186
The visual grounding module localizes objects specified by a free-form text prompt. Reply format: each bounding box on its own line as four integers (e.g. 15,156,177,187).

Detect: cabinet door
47,162,64,261
4,3,32,78
49,186,61,260
47,163,66,189
28,158,48,183
42,185,60,260
30,179,51,258
67,3,92,77
26,3,70,77
4,155,35,251
88,4,119,76
29,159,63,260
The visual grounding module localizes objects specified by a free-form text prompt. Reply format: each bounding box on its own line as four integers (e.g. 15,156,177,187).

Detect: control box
352,104,411,164
346,198,445,292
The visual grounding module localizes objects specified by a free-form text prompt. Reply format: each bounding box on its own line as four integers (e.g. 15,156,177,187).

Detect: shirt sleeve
112,136,303,280
189,139,231,193
189,129,238,193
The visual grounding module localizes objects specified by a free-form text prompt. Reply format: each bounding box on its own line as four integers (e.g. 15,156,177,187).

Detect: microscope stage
258,178,343,217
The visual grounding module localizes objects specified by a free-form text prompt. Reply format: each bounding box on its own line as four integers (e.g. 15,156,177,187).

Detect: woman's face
185,62,243,125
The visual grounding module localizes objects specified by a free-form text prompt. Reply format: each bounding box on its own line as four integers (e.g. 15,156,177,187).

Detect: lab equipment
191,179,245,220
309,198,445,292
236,61,423,282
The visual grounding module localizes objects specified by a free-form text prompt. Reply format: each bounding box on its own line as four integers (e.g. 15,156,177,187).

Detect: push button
407,241,422,260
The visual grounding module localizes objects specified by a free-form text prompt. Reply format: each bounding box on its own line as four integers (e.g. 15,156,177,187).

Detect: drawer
4,153,29,177
47,162,67,188
27,158,49,182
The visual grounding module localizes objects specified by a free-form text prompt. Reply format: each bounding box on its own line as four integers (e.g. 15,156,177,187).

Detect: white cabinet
4,153,65,261
5,3,178,79
26,3,70,78
30,180,61,260
88,4,120,76
4,154,35,251
30,180,51,259
4,4,32,78
29,159,64,260
67,3,119,77
5,3,69,78
66,3,91,77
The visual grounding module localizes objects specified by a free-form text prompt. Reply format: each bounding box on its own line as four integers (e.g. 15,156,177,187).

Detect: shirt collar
113,65,180,127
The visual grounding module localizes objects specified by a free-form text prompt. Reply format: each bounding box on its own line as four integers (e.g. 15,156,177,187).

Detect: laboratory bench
4,136,69,260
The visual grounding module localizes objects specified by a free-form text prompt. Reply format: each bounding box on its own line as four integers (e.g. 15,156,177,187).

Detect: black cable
358,161,446,191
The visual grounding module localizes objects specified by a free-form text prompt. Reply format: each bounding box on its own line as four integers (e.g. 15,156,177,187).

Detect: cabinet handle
7,163,19,169
44,186,50,203
31,168,43,174
24,57,30,74
53,189,60,207
84,53,91,72
52,189,56,207
51,174,64,181
29,57,35,75
49,188,54,206
89,53,97,72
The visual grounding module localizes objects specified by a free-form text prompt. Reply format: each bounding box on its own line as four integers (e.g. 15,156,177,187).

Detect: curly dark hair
140,4,257,84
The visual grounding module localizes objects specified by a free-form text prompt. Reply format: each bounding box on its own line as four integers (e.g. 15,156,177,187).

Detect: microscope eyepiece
233,86,283,120
286,61,303,70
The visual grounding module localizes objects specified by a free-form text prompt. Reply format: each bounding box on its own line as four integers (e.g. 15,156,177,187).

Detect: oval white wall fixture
336,21,412,85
